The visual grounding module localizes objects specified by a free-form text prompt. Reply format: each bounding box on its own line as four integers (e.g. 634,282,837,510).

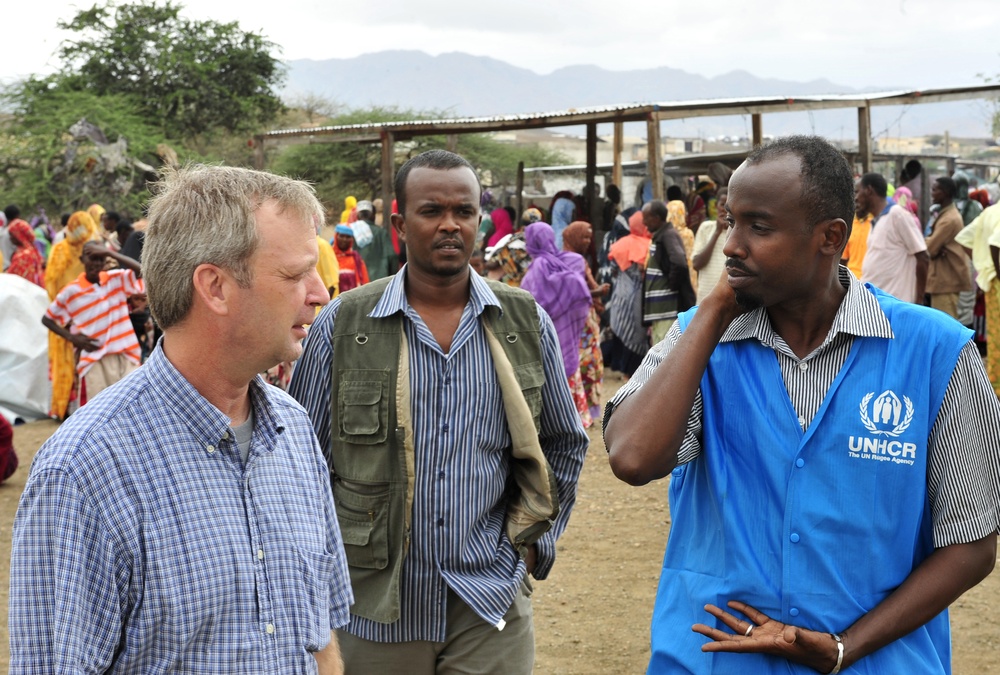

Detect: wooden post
253,135,265,170
857,105,872,174
646,115,664,201
380,131,395,227
612,121,624,189
446,134,458,152
586,123,599,224
516,161,524,222
752,114,763,147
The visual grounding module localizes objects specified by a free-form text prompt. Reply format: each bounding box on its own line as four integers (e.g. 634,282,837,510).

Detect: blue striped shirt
9,345,353,673
289,267,589,642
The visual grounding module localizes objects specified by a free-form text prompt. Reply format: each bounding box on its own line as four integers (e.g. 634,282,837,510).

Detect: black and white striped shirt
608,268,1000,548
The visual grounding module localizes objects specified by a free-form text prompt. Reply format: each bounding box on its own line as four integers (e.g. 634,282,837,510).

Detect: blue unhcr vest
649,285,972,674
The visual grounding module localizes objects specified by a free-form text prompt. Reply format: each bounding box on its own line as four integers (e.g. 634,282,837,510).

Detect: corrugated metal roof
259,83,1000,142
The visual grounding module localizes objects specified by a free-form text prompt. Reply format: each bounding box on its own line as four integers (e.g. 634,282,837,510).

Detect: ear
191,263,234,317
817,218,848,257
390,212,406,243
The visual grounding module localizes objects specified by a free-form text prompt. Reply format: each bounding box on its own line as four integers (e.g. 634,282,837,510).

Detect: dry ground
1,375,998,673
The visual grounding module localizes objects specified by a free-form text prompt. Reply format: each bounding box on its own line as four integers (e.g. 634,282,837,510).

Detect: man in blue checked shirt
9,165,354,674
289,150,589,674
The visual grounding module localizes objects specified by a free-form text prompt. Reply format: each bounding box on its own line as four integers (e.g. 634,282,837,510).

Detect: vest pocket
513,362,545,427
332,480,390,570
338,378,388,443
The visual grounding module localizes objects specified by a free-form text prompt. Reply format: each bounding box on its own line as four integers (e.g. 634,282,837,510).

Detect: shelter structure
255,84,1000,227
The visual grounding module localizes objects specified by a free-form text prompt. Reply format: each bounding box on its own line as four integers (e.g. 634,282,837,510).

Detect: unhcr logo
859,390,913,437
848,390,917,466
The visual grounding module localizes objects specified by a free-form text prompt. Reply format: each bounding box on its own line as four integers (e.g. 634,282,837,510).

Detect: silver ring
744,624,754,637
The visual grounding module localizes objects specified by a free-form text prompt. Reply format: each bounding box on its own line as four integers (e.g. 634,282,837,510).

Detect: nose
306,268,330,308
439,208,461,233
721,225,743,259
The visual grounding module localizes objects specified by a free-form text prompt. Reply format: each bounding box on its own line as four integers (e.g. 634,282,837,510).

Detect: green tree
0,84,168,215
54,1,285,140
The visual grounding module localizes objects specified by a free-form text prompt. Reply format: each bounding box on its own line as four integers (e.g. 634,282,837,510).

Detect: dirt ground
2,375,999,673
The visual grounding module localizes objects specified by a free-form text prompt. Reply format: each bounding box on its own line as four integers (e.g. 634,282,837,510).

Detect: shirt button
265,623,275,634
257,549,264,560
798,362,808,372
438,471,445,479
798,416,806,427
222,431,230,440
444,376,451,385
795,458,805,468
790,533,800,543
437,518,444,527
205,444,216,454
789,607,800,617
442,424,449,433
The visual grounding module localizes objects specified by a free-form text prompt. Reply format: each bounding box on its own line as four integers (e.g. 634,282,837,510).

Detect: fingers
726,600,772,626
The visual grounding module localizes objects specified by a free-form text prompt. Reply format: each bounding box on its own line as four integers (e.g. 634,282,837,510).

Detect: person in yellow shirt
841,208,873,279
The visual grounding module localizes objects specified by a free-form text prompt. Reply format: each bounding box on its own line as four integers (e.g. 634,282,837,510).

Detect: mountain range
281,50,993,140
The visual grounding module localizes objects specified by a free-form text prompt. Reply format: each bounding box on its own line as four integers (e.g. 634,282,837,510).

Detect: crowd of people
1,141,998,674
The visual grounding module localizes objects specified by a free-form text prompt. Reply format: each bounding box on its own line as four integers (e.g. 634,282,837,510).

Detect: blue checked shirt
9,345,353,673
288,268,589,642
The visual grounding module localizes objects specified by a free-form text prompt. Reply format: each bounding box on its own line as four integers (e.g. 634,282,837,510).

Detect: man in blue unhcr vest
604,135,1000,674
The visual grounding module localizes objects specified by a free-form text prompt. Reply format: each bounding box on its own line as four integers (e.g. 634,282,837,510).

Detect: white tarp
0,274,51,423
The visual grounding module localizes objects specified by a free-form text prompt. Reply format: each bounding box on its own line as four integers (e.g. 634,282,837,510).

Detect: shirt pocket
337,374,389,444
332,480,390,571
294,547,339,652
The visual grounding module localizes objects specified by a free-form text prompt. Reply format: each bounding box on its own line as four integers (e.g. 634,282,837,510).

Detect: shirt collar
145,342,285,449
369,264,503,319
720,266,895,349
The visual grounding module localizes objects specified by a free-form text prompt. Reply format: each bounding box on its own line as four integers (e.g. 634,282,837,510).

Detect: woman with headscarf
667,199,697,289
44,211,99,419
563,221,609,421
340,196,357,224
7,219,45,287
550,191,576,249
485,207,513,248
520,221,594,428
607,210,652,378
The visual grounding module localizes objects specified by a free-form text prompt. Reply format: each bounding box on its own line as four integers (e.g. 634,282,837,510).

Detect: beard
734,290,763,312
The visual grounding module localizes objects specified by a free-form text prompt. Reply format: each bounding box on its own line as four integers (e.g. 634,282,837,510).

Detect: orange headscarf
608,211,651,272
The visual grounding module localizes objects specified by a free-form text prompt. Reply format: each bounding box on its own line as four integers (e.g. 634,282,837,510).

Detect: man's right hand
70,333,101,352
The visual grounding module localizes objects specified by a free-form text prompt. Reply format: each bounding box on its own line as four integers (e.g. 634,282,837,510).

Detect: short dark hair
716,187,729,200
644,199,668,221
4,205,20,221
394,149,481,216
745,136,855,228
934,176,957,199
860,173,888,198
666,185,683,202
103,210,122,225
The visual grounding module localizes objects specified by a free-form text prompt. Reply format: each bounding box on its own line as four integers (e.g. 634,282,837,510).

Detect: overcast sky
6,0,999,92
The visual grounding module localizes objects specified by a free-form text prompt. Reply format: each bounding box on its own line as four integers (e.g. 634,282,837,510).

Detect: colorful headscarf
608,211,651,272
7,219,44,287
520,222,592,377
340,196,357,224
487,208,513,248
45,211,98,298
562,221,592,256
87,203,105,225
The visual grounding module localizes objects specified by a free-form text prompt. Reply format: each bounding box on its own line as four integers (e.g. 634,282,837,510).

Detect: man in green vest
289,149,589,674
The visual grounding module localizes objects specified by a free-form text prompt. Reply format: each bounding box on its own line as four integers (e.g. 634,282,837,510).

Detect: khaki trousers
83,353,139,400
339,578,534,675
929,292,960,321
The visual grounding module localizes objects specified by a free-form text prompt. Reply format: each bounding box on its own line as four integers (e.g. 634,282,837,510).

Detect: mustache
725,258,752,274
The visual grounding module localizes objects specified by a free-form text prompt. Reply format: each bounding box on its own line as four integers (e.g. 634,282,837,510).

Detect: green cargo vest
329,276,558,623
